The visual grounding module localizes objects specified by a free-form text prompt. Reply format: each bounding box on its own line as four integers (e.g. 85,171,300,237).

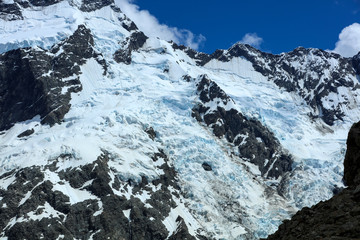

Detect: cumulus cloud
115,0,205,50
333,23,360,57
239,33,263,48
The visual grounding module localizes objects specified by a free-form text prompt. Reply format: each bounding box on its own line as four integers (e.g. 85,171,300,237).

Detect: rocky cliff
266,122,360,239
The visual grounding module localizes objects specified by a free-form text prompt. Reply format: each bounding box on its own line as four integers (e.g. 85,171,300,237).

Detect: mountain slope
0,0,359,239
266,122,360,239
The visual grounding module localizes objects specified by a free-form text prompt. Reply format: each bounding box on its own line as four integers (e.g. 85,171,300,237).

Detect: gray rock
202,162,212,171
114,31,148,65
0,2,23,20
17,128,35,138
0,24,107,131
193,75,293,179
80,0,114,12
0,149,198,239
145,127,156,140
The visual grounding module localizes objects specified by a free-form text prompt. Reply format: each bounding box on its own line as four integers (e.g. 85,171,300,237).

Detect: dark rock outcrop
0,25,106,131
17,128,35,138
145,126,156,140
266,122,360,239
0,0,114,19
114,31,148,64
111,5,139,32
171,42,211,65
353,51,360,75
266,188,360,240
0,148,197,239
201,162,212,171
193,75,293,179
344,122,360,186
80,0,114,12
28,0,62,7
168,216,196,240
0,2,23,20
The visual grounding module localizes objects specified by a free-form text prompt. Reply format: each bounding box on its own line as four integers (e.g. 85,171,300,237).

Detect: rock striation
192,75,293,179
0,25,106,131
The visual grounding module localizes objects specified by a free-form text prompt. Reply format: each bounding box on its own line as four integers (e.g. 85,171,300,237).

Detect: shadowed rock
0,25,107,131
265,122,360,239
193,75,293,179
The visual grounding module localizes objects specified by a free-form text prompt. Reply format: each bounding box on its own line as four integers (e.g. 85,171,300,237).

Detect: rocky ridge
192,75,293,179
0,142,202,239
173,43,360,126
114,31,149,65
0,0,115,21
0,24,106,131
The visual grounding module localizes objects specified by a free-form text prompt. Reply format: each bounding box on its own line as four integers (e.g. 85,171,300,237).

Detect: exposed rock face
0,24,106,131
27,0,62,7
0,2,23,21
344,122,360,186
0,0,114,22
80,0,114,12
176,43,360,126
145,126,156,140
171,43,211,65
353,51,360,75
168,217,196,240
266,187,360,240
114,31,148,64
192,75,293,179
0,147,198,239
17,128,35,138
266,122,360,239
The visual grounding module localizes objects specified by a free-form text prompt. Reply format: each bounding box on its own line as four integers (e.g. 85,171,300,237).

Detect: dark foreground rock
344,121,360,186
266,122,360,239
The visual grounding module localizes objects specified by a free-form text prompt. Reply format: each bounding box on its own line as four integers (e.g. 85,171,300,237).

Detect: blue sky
117,0,360,57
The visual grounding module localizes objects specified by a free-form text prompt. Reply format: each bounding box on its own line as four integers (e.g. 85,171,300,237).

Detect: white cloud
333,23,360,57
115,0,205,50
239,33,263,48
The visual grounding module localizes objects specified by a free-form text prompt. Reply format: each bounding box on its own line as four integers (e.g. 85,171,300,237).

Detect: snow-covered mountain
0,0,359,239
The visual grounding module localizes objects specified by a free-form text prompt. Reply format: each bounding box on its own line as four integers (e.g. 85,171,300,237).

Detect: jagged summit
0,1,359,239
172,41,360,126
0,0,115,20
